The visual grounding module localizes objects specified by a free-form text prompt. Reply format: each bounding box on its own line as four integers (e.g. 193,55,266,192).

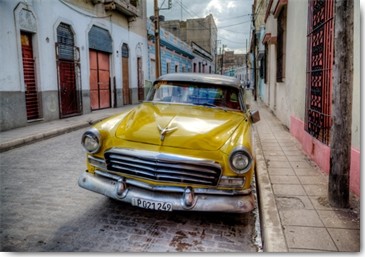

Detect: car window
148,82,241,110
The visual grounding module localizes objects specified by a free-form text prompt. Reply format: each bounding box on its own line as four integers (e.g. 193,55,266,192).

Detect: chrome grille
104,148,222,186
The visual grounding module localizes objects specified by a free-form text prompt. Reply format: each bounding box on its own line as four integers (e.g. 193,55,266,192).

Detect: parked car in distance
79,73,260,213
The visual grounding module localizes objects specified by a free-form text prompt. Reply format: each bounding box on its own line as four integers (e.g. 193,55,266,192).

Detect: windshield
147,82,242,110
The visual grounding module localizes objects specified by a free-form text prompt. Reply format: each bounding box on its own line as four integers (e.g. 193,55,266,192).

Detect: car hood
115,102,244,151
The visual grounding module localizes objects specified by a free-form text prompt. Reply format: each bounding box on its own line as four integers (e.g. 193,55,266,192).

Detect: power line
218,20,251,29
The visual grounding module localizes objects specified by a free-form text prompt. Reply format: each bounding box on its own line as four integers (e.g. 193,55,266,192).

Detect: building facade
160,14,218,72
217,51,248,80
147,19,193,83
251,0,360,196
146,18,215,87
0,0,148,131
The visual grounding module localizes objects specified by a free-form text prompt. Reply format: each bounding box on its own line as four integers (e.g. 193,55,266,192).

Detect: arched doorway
88,26,112,110
56,22,81,117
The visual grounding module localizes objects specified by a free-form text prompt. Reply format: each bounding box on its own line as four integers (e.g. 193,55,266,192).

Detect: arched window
122,43,129,58
57,23,75,61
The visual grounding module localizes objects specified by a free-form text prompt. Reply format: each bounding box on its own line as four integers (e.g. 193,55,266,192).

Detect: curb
0,117,105,153
253,127,288,252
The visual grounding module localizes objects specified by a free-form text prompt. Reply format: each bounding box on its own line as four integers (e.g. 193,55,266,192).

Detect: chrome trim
104,148,222,186
218,176,246,188
78,171,254,213
229,146,253,174
81,128,102,154
88,155,106,170
94,169,251,195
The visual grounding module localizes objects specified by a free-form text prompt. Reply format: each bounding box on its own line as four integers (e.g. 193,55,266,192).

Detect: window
122,43,129,57
166,62,170,74
276,7,287,82
304,0,334,145
264,43,268,83
259,57,265,79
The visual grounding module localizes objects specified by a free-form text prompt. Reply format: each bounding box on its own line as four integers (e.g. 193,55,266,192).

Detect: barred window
305,0,334,145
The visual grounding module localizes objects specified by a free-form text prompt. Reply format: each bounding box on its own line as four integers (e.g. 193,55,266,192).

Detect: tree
328,0,354,208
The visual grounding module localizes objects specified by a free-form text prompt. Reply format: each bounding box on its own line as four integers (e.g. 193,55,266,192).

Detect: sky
146,0,254,54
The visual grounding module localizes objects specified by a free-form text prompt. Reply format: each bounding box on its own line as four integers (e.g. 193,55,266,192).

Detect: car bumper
78,170,255,213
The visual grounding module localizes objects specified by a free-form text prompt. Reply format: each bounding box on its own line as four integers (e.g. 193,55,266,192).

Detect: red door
21,32,40,120
57,23,81,117
137,57,144,101
122,43,131,105
59,61,78,116
89,50,111,110
122,56,130,105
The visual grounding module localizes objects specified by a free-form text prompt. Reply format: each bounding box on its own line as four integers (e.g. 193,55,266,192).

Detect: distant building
147,19,194,83
0,0,148,131
160,14,218,72
146,18,215,87
217,51,248,79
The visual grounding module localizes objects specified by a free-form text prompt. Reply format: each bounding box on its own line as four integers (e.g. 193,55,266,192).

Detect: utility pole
251,11,257,101
154,0,161,78
246,39,248,86
221,44,226,75
215,40,221,74
328,0,354,208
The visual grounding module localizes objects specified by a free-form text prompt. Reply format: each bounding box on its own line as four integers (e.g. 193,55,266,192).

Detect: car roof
155,73,241,89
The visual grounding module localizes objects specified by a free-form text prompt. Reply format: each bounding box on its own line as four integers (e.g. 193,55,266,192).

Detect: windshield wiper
194,102,217,107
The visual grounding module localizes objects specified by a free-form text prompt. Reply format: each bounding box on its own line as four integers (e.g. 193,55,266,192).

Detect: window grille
57,23,75,61
305,0,334,145
122,43,129,58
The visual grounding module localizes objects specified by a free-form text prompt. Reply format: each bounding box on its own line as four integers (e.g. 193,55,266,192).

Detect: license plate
132,198,173,211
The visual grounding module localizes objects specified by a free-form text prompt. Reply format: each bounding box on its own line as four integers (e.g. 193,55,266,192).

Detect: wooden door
89,50,111,110
21,32,40,120
59,61,78,115
57,22,80,117
122,44,130,105
137,57,144,101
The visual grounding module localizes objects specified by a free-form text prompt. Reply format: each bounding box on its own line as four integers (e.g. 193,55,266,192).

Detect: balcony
93,0,140,17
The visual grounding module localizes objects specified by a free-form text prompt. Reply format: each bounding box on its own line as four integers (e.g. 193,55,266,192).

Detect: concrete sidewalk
251,99,360,252
0,100,360,252
0,105,136,152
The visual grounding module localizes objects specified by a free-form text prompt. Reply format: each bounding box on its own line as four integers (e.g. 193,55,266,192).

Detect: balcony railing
97,0,140,17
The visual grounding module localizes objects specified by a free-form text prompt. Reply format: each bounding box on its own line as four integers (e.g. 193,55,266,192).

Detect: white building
0,0,148,131
253,0,360,196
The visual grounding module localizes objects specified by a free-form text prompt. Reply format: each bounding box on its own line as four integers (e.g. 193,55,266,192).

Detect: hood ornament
157,123,178,141
156,119,178,141
154,114,178,141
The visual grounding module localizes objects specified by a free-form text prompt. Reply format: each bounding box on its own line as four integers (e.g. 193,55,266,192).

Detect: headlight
81,128,101,153
229,147,252,174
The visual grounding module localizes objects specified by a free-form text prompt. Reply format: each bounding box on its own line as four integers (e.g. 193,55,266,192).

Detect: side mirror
250,110,260,123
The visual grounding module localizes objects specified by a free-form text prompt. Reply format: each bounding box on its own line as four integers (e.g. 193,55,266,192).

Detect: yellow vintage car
79,73,260,213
